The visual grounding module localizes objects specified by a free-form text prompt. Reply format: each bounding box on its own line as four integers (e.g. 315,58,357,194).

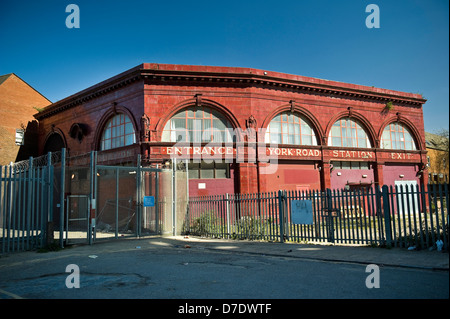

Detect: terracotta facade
35,63,429,196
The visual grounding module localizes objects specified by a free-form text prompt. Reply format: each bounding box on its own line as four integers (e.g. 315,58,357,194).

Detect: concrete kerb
1,235,448,272
167,236,449,271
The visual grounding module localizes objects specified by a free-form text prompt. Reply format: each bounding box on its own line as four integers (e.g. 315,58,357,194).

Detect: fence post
44,152,54,246
172,158,176,236
278,190,285,243
59,149,66,248
0,166,4,254
136,154,142,238
382,185,392,247
7,165,13,252
155,166,160,235
92,151,98,242
225,193,230,239
326,188,335,243
89,150,96,244
445,183,449,251
26,157,33,251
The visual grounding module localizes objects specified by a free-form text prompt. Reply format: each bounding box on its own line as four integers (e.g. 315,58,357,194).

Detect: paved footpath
2,235,448,272
0,235,448,301
176,236,449,271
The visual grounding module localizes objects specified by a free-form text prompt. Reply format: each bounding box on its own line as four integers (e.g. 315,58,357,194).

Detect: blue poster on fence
291,200,313,225
143,196,155,207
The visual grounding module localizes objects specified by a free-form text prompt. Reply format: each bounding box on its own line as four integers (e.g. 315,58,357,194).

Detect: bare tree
430,129,449,182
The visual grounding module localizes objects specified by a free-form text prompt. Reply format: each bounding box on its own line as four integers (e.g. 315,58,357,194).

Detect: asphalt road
0,238,448,300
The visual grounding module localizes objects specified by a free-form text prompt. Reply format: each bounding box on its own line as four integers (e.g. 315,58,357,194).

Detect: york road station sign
160,146,421,162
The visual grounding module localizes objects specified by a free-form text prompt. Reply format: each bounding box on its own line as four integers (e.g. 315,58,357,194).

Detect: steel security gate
1,150,166,253
94,163,162,242
60,152,164,246
64,195,90,244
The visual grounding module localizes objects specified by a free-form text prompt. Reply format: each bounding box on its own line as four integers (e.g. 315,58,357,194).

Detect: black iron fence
185,184,449,250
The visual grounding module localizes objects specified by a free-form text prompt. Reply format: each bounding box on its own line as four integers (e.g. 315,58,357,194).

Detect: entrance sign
291,200,313,225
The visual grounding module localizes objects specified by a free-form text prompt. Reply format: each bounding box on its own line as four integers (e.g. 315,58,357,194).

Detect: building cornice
34,66,142,120
140,66,426,106
35,63,427,120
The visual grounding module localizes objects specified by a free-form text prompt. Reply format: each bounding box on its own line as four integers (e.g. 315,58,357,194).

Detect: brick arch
93,104,139,151
155,98,243,142
325,110,377,148
261,103,324,145
378,116,424,151
43,128,67,154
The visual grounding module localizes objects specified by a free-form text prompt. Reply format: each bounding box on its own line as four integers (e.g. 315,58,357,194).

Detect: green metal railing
186,184,449,250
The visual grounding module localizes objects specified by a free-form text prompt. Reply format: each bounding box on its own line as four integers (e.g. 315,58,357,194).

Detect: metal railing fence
1,149,166,254
1,154,55,253
185,184,449,250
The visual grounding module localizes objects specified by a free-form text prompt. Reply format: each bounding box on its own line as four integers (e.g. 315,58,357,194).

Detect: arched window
328,118,371,148
162,106,234,143
265,112,318,145
381,123,417,150
100,113,136,150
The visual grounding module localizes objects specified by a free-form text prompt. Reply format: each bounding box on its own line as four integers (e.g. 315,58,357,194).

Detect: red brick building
34,63,428,196
0,73,51,165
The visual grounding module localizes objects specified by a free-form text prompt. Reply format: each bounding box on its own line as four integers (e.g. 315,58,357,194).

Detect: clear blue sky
1,0,448,133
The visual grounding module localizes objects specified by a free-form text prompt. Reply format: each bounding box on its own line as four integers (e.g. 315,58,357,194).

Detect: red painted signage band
160,146,420,162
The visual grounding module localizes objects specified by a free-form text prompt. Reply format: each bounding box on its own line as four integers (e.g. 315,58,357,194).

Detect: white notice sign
198,183,206,189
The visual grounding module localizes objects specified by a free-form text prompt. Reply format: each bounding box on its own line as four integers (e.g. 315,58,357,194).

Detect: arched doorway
44,132,65,154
